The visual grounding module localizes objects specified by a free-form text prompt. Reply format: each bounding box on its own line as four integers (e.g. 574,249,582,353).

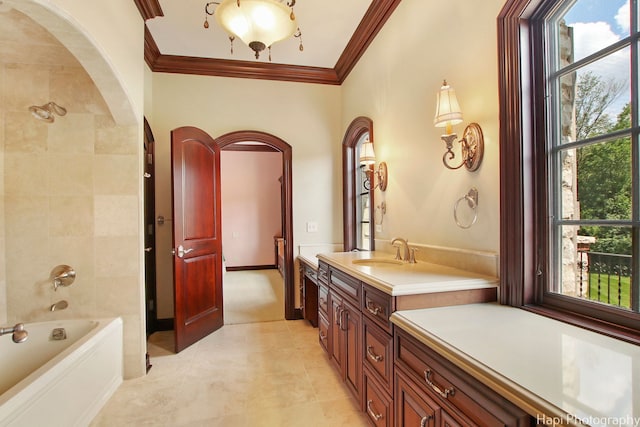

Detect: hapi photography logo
537,414,640,426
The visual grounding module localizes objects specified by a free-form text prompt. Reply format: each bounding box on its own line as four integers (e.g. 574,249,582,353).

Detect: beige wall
149,73,343,318
1,1,146,378
343,0,504,255
221,150,282,268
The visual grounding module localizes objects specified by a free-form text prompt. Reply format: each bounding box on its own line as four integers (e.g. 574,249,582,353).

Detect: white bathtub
0,318,123,427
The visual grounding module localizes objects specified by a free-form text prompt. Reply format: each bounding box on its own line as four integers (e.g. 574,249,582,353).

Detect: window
342,117,375,251
499,0,640,341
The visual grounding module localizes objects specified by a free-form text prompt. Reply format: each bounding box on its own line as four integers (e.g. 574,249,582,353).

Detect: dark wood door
143,118,157,336
171,126,223,352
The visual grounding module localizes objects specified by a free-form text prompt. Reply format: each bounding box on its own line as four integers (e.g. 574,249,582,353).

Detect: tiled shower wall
0,9,144,377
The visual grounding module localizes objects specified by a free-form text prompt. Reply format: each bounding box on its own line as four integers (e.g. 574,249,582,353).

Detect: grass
587,273,631,308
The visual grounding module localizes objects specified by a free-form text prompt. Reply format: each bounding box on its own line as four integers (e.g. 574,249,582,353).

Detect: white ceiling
145,0,374,68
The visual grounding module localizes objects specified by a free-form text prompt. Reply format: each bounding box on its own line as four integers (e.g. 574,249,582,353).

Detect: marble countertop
391,303,640,426
316,251,497,296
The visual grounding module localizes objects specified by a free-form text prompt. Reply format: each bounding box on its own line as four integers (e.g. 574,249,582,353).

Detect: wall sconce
359,139,388,191
433,80,484,171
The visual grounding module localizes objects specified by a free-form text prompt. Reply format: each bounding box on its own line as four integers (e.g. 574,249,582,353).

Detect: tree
576,71,631,255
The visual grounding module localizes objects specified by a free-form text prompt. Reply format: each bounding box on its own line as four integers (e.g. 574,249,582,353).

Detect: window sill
522,304,640,347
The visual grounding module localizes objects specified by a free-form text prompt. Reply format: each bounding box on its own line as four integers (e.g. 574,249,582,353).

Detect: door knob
144,247,153,252
175,245,194,258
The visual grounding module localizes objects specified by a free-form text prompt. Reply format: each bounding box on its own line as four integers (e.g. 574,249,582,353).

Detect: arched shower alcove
1,1,145,378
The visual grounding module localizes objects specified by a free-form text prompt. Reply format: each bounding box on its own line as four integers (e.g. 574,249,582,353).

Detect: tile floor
90,320,370,426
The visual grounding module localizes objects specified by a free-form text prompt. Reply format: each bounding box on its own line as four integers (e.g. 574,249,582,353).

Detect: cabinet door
318,312,329,354
395,369,438,427
329,292,343,371
343,299,362,401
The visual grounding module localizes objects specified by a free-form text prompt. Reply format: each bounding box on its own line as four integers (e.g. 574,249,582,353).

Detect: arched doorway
215,131,296,319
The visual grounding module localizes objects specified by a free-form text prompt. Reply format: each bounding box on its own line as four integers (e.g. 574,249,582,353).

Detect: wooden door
143,118,157,336
171,126,223,352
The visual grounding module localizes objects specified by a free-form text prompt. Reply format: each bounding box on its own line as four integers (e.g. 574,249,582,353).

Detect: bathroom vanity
311,251,518,426
302,250,640,426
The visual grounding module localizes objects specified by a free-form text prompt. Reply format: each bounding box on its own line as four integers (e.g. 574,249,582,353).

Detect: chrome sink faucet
391,237,411,262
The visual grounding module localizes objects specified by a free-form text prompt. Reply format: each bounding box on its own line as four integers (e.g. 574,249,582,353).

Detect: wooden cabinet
329,286,362,400
395,368,438,427
394,329,532,427
361,284,395,426
299,259,318,327
316,261,531,427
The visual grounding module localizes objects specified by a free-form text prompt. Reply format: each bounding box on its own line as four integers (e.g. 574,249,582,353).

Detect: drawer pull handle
424,369,455,399
366,345,384,363
366,399,383,421
319,331,327,340
366,301,382,316
420,415,433,427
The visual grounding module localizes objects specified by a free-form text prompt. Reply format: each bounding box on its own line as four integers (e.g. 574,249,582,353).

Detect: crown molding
142,0,403,85
133,0,163,20
335,0,402,82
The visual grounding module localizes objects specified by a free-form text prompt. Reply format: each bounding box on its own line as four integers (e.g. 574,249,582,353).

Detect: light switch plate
306,221,318,232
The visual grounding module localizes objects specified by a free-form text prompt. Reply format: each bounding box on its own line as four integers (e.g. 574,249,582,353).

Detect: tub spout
0,323,29,343
50,300,69,312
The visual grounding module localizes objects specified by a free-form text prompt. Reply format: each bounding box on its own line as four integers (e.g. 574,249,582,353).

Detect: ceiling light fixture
204,0,303,61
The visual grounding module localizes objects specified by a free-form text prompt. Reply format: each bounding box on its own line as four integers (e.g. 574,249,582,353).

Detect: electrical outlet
376,224,382,233
306,221,318,232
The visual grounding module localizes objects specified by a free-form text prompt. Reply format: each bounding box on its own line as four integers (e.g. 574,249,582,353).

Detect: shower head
28,102,67,123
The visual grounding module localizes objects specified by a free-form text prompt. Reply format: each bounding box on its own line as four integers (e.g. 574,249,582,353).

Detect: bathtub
0,317,123,427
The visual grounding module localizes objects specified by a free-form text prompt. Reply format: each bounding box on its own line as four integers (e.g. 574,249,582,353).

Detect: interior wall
221,150,282,268
342,0,505,256
1,1,145,378
149,73,343,319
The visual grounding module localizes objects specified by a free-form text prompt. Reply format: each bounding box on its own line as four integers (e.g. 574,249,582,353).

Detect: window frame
498,0,640,344
342,116,375,252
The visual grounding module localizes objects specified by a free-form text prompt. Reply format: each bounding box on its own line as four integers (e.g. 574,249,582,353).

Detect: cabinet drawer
304,264,318,282
329,267,361,303
317,261,329,285
395,329,530,427
363,318,393,394
318,312,329,354
364,370,393,427
318,283,329,316
362,284,394,334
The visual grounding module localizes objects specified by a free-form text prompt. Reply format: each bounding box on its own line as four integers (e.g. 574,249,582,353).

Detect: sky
562,0,630,117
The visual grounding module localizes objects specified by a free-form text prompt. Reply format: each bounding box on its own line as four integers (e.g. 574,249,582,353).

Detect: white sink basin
352,258,404,267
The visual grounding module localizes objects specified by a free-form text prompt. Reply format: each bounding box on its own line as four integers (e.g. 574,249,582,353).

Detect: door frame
215,130,297,320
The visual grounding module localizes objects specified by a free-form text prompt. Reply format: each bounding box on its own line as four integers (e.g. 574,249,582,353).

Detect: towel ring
453,188,478,229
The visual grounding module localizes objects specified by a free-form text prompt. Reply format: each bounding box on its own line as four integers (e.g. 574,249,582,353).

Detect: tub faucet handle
50,265,76,291
0,323,29,343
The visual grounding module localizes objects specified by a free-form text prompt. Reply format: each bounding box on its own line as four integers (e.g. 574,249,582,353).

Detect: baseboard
226,265,277,271
156,318,174,331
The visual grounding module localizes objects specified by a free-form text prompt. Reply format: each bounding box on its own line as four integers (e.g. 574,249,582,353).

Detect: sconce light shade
359,140,376,166
434,81,463,128
433,80,484,172
358,138,388,191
